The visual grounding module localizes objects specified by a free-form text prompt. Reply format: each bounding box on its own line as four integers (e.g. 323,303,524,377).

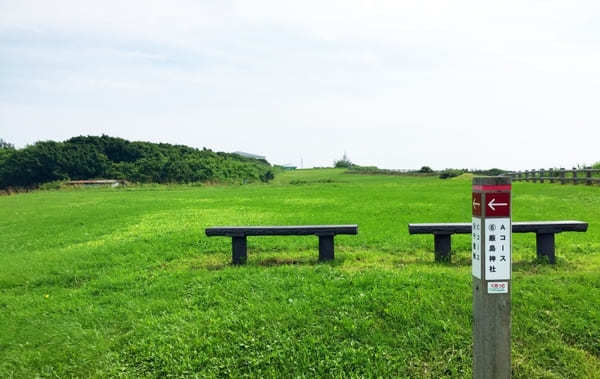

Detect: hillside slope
0,135,274,188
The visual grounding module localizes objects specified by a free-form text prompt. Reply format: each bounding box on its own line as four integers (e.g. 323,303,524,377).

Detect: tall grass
0,169,598,377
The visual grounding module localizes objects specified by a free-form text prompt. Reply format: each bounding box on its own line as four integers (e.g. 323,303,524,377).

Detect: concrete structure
233,151,266,160
65,179,127,187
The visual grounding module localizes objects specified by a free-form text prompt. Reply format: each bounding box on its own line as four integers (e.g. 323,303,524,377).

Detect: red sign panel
472,192,482,216
485,192,510,217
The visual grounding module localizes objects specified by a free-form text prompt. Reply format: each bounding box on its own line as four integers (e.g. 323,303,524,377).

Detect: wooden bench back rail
408,221,588,263
205,225,358,265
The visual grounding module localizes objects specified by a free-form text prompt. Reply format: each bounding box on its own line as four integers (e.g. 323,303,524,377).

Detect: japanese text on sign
484,218,511,280
472,217,482,279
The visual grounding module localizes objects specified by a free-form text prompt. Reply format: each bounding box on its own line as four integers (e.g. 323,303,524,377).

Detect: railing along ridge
504,167,600,185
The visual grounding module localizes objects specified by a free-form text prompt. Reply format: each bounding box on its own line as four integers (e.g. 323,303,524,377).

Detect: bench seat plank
409,221,588,235
206,225,358,237
408,221,588,264
408,223,471,234
512,221,588,234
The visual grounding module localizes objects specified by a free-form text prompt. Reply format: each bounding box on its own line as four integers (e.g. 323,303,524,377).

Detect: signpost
472,177,512,378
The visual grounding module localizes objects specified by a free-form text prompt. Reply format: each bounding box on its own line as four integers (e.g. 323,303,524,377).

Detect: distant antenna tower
301,156,304,169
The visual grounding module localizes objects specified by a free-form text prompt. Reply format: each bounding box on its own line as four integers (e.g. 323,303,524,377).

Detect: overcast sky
1,1,599,170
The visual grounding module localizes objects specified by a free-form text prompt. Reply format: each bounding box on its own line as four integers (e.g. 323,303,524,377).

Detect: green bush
334,152,355,168
334,159,354,168
439,169,464,179
0,144,15,168
471,168,508,176
0,138,14,150
38,180,64,191
0,135,275,188
260,170,275,182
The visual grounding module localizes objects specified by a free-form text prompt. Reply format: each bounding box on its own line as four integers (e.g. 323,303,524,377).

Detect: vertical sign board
472,177,512,379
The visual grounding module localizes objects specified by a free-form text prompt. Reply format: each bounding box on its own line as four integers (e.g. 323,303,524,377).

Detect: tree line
0,136,274,189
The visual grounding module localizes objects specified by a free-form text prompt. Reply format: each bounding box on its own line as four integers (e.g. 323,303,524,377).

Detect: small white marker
487,281,508,294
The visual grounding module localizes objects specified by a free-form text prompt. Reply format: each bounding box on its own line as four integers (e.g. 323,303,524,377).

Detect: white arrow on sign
488,198,508,211
473,198,481,208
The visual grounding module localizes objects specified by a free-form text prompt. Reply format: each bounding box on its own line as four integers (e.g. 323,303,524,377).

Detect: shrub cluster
346,165,509,179
333,152,356,169
437,169,464,179
334,159,354,168
346,166,409,175
438,168,508,179
0,135,274,189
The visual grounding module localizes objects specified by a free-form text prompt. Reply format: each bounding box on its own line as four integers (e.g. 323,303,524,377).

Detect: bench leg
232,236,247,265
434,234,452,263
536,233,556,264
319,235,335,262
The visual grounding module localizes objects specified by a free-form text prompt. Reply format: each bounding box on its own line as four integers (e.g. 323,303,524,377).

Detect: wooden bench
408,221,588,263
205,225,358,265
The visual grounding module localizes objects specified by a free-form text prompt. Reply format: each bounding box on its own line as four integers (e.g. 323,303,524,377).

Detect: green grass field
1,169,599,378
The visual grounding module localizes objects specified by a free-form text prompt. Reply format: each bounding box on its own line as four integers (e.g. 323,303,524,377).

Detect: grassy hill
0,135,274,189
0,169,598,377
